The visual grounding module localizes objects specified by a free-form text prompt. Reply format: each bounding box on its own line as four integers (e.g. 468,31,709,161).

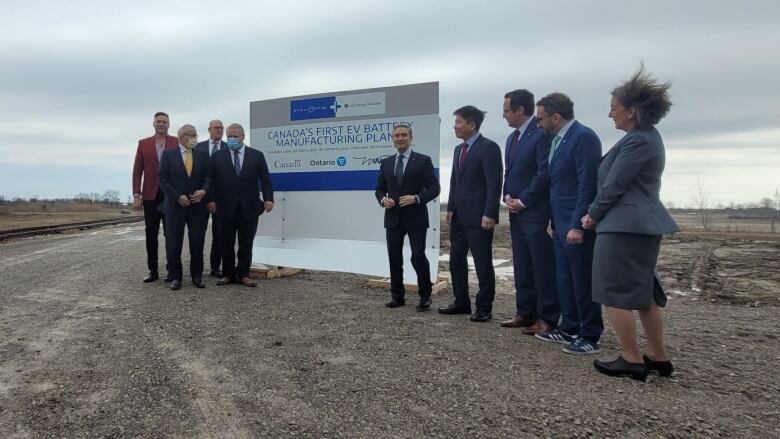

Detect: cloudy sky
1,0,778,207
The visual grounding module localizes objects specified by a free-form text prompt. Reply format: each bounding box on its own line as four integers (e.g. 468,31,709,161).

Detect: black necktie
508,129,520,160
394,154,404,186
211,141,218,156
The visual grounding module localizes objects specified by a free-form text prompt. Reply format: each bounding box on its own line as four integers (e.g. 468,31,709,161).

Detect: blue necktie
233,150,241,175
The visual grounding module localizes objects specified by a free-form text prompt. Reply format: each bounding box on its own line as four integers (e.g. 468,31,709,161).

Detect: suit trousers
219,203,259,280
449,218,496,312
205,211,222,271
386,226,432,300
553,231,603,342
509,216,560,325
165,207,207,280
142,190,166,272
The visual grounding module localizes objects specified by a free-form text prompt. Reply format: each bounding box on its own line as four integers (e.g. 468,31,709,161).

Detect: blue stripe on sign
290,96,337,121
271,169,441,191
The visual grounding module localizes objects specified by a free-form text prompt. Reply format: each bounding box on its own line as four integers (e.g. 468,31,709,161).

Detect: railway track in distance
0,216,144,241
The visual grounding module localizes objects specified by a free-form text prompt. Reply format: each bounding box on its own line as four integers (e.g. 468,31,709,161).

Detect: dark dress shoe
437,303,472,315
416,297,432,312
240,276,258,287
594,356,648,381
469,311,492,322
163,273,173,283
210,269,224,278
143,271,159,283
192,277,205,288
216,277,233,286
170,280,182,291
385,299,406,308
643,355,674,377
500,315,534,328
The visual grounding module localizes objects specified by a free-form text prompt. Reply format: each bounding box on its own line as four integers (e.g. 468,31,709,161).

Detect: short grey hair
177,124,197,136
392,123,413,135
226,123,245,135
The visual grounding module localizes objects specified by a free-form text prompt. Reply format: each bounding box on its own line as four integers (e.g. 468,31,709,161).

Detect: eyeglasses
182,132,198,137
227,135,241,139
536,114,557,125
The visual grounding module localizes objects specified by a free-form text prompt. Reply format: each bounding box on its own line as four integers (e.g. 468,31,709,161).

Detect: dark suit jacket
158,147,211,217
132,135,178,200
196,139,227,204
548,120,601,236
503,117,553,223
374,150,440,229
447,134,503,227
209,145,274,219
588,128,679,235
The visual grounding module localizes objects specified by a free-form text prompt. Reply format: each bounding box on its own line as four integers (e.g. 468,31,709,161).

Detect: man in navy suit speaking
375,123,440,311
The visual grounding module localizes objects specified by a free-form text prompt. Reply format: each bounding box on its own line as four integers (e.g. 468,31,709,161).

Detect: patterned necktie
458,142,469,171
211,141,218,156
395,154,405,186
184,149,193,177
548,135,562,164
508,129,520,160
233,150,241,175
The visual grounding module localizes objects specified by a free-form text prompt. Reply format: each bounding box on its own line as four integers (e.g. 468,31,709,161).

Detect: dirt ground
0,215,778,438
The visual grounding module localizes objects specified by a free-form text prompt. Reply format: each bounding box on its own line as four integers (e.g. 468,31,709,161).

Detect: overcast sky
1,0,778,206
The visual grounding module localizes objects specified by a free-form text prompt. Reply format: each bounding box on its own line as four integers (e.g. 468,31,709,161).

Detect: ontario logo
336,156,347,166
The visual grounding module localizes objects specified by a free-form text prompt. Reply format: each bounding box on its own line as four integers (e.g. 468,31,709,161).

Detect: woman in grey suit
581,66,678,381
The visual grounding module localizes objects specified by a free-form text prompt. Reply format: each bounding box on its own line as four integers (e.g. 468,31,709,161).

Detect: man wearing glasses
500,90,560,335
196,120,227,278
158,124,211,290
534,93,603,355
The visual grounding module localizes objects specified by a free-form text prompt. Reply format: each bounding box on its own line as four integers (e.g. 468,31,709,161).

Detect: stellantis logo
336,156,347,166
290,92,386,121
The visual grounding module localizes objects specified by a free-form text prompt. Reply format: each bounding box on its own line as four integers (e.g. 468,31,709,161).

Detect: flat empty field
0,214,778,438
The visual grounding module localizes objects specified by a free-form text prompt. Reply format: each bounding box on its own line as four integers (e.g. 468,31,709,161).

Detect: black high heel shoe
643,355,674,377
594,356,649,381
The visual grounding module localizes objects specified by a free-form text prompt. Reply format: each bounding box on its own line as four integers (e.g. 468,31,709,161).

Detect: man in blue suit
196,119,227,278
534,93,603,355
439,106,503,322
499,90,560,335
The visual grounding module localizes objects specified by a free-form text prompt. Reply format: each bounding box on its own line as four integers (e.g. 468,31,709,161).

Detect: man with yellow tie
158,124,211,290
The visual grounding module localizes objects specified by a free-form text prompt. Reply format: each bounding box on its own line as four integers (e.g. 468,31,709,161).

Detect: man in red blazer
132,112,178,282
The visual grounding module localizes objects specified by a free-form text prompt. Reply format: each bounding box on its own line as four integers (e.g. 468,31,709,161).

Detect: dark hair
536,93,574,120
392,123,413,135
612,64,672,129
504,89,535,116
153,111,169,119
453,105,485,131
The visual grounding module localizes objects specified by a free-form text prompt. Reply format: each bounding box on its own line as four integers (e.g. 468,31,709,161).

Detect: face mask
185,138,197,149
227,138,241,151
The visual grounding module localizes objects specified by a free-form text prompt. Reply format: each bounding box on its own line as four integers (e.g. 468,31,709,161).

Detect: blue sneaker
535,328,577,345
563,338,601,355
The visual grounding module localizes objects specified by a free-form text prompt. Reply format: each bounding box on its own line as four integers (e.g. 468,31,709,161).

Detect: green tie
548,135,562,164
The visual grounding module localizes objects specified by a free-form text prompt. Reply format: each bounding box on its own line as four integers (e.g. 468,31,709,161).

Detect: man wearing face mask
158,124,211,290
208,123,274,287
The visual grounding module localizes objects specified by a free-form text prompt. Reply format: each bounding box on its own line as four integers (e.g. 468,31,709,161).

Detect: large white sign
249,82,440,282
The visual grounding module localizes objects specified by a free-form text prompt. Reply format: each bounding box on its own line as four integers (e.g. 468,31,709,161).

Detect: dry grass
0,202,139,231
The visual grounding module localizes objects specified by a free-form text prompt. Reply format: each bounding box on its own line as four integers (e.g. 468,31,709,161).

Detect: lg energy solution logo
290,92,386,121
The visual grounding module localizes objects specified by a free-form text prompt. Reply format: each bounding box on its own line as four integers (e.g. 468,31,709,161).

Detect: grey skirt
592,232,666,310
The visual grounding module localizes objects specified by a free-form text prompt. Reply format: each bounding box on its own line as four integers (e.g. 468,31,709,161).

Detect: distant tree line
0,190,123,206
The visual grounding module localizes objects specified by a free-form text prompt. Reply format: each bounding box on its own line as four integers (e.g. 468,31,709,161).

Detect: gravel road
0,222,778,438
